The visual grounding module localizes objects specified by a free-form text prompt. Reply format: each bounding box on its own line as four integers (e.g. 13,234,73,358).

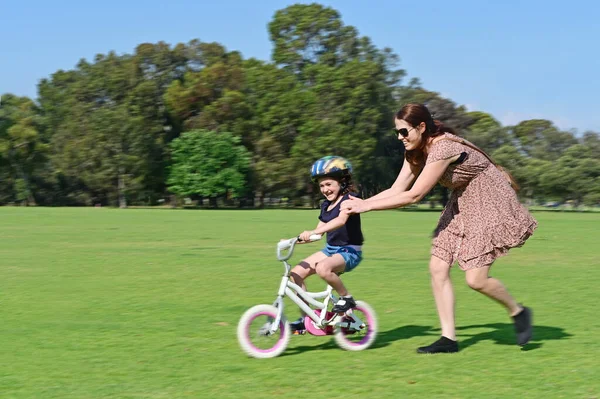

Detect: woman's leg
416,255,459,353
430,255,456,340
464,265,521,316
464,263,533,346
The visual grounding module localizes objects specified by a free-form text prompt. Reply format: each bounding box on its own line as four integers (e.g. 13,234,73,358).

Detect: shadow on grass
372,324,437,349
456,323,573,351
280,339,339,356
281,323,572,356
280,324,436,356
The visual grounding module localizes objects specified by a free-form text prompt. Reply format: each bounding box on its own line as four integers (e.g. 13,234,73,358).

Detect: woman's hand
340,195,370,214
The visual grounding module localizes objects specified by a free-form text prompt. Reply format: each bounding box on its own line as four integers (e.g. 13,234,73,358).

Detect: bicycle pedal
293,329,306,335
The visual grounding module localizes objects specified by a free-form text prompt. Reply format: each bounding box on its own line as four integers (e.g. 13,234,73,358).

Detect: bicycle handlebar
276,234,322,261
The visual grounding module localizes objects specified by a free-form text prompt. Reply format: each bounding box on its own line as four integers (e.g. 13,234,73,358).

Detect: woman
341,103,537,353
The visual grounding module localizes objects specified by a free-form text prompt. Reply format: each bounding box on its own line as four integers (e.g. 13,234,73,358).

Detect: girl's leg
314,254,347,295
290,251,329,290
464,265,521,316
289,251,330,328
314,254,355,313
429,255,456,340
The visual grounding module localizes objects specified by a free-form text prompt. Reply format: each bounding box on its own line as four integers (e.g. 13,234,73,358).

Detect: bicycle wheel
333,300,377,351
237,304,290,359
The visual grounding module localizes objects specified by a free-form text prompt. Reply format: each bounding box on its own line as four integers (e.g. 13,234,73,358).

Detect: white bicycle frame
268,235,364,335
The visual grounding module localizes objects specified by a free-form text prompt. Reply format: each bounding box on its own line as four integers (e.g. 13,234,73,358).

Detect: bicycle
237,234,378,358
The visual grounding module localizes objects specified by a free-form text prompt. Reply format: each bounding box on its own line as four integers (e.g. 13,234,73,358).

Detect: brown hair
395,103,455,166
339,176,357,196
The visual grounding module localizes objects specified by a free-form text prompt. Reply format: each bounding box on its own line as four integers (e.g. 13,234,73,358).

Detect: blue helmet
310,156,353,182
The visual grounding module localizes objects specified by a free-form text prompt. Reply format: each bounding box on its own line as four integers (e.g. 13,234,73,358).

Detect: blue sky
2,0,599,132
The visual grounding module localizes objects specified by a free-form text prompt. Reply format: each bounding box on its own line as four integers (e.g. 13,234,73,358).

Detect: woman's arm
365,157,420,202
343,156,458,213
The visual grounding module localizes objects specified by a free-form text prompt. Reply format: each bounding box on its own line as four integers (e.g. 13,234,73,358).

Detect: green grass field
1,207,599,398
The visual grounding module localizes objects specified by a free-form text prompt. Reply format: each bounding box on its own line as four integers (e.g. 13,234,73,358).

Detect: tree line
1,3,599,208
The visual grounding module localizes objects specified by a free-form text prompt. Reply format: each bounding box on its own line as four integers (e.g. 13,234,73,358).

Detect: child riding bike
289,156,365,332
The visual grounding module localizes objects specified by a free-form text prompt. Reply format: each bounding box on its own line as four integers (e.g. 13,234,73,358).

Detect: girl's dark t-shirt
319,192,364,246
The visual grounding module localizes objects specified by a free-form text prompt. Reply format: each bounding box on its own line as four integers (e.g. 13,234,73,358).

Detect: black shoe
417,336,459,354
512,305,533,346
332,296,357,313
290,317,305,332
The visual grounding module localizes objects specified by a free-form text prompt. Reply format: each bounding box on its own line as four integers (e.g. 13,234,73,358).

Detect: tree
581,131,600,159
463,111,511,152
512,119,577,161
167,130,250,207
242,59,308,206
537,144,600,205
557,145,600,206
39,43,188,205
164,42,248,132
0,94,46,205
520,158,553,202
269,3,345,73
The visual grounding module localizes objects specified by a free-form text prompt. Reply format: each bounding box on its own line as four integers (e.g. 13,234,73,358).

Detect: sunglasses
393,127,416,137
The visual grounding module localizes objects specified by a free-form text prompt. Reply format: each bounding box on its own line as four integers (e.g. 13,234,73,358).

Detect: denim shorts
321,244,363,273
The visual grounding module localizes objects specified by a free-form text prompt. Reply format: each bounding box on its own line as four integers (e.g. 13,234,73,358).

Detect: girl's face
318,177,341,202
394,118,425,151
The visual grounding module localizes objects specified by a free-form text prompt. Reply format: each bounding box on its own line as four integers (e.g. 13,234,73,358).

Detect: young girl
289,156,365,331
